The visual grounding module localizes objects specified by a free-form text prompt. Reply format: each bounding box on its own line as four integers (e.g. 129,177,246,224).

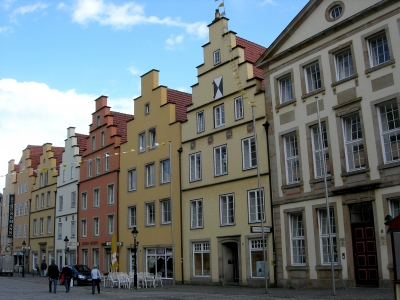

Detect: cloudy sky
0,0,308,190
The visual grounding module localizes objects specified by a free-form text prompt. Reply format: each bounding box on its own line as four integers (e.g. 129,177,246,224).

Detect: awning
13,252,28,256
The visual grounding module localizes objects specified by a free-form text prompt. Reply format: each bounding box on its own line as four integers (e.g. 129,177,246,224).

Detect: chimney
215,8,220,20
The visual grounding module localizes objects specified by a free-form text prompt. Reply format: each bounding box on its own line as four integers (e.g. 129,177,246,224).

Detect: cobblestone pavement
0,273,393,300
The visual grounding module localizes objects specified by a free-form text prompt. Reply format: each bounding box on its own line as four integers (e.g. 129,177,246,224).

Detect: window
139,132,146,152
94,217,99,236
44,172,48,186
81,192,87,210
149,128,156,149
94,188,100,207
71,166,74,179
214,145,227,176
234,96,244,120
107,184,114,204
93,249,100,267
41,193,44,208
128,169,137,191
96,115,101,127
378,100,400,163
146,163,155,187
15,204,18,217
146,203,155,226
330,4,342,19
58,196,63,211
47,216,51,234
101,131,105,147
92,136,96,151
128,206,136,228
71,221,76,238
58,222,62,239
213,76,223,100
213,49,220,65
389,198,400,218
24,224,28,238
290,214,306,265
193,242,210,276
161,199,171,224
35,195,38,209
145,103,150,115
81,219,87,237
279,75,293,103
284,132,300,184
242,137,257,169
311,123,330,178
318,209,338,264
87,159,92,178
250,239,267,277
214,104,225,128
343,114,365,171
108,215,114,235
71,191,76,208
161,160,170,183
40,173,43,187
248,189,265,223
189,152,201,182
62,169,66,182
220,194,234,226
334,49,354,81
304,62,321,93
197,111,205,133
95,157,100,175
145,248,173,279
19,203,22,216
82,250,88,266
105,153,110,172
47,191,51,207
40,218,44,235
24,200,28,215
191,199,203,229
368,32,390,67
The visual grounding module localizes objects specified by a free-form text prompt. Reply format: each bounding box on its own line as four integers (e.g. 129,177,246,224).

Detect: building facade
256,0,400,288
78,96,133,273
181,14,273,286
118,69,191,281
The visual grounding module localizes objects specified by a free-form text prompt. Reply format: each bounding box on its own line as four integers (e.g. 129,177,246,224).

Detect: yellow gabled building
118,70,191,283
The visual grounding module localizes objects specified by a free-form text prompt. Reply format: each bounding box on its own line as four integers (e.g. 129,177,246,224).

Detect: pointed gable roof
51,146,65,167
110,111,134,143
26,145,43,171
76,133,88,155
167,89,192,122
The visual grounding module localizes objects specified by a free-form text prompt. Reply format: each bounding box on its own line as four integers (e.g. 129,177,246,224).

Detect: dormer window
145,103,150,115
213,49,221,65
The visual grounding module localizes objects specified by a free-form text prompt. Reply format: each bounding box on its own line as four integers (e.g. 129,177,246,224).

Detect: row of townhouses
2,0,400,289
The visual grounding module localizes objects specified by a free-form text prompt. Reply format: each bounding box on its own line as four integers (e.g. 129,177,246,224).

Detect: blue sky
0,0,308,190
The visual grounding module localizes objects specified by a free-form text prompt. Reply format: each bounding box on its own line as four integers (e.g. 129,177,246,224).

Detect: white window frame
59,195,63,211
82,192,87,210
220,194,234,226
87,159,92,178
278,75,293,103
334,48,354,81
139,132,146,152
96,115,101,127
161,199,171,224
197,111,205,133
214,104,225,128
242,137,257,170
377,100,400,164
24,224,28,238
161,159,170,184
145,103,150,115
149,128,156,149
146,163,155,187
62,169,66,182
234,96,244,120
248,189,265,223
190,199,203,229
81,219,87,237
214,145,227,176
311,123,330,178
95,157,100,175
71,220,76,238
189,152,201,182
290,214,306,265
58,223,62,239
128,169,137,191
40,218,44,235
193,242,210,276
107,215,114,235
304,62,321,93
284,132,300,184
92,136,96,151
146,202,155,226
47,216,51,234
213,49,220,65
367,31,390,67
128,206,136,228
24,200,28,215
71,191,76,208
101,131,105,147
249,239,267,278
41,193,44,208
71,166,74,179
94,188,100,208
47,191,51,207
35,195,39,210
342,114,365,171
94,217,99,236
105,153,110,172
318,209,338,265
389,198,400,218
107,184,114,204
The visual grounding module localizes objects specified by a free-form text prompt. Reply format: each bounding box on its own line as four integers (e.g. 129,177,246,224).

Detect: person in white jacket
91,265,101,294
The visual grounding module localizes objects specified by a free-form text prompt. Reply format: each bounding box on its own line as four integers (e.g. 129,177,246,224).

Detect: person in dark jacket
41,260,47,277
60,264,73,292
47,259,59,294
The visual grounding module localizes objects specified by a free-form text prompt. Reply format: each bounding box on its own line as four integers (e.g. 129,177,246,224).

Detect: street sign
22,246,31,250
250,226,272,233
105,242,123,246
68,242,79,247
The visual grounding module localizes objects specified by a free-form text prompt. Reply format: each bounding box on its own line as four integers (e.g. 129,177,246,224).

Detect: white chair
108,273,120,288
145,273,155,288
154,272,163,287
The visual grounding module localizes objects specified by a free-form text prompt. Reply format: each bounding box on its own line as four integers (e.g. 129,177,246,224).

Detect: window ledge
282,181,303,190
341,168,369,177
315,264,342,270
331,74,358,87
286,265,309,271
301,88,325,100
276,98,297,110
309,176,333,185
365,59,395,74
377,161,400,170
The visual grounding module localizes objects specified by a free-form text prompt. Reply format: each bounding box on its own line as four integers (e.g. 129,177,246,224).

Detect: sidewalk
10,272,393,300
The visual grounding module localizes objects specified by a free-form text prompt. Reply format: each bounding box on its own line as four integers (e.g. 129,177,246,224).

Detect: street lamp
131,226,139,289
22,241,26,277
64,236,69,265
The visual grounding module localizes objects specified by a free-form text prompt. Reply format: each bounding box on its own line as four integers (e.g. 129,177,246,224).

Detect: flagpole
169,141,176,285
315,96,336,296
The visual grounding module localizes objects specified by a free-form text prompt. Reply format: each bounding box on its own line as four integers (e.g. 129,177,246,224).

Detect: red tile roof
51,146,65,168
26,145,43,171
76,133,88,155
110,111,134,143
236,36,266,90
14,164,20,173
167,89,192,122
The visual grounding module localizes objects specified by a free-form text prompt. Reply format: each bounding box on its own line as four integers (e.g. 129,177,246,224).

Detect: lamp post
64,236,69,265
22,241,26,277
131,227,139,289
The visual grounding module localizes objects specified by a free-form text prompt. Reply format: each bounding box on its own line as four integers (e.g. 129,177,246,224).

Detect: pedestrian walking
60,264,73,293
40,260,47,277
91,265,101,294
47,259,59,294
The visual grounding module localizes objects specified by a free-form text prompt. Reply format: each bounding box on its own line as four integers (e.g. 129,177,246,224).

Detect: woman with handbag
91,265,101,294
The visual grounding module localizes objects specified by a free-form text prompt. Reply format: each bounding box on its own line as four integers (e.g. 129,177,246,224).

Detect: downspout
177,147,184,285
262,121,277,288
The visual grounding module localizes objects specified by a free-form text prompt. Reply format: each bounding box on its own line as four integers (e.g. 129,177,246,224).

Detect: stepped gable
167,89,192,122
76,133,88,155
26,145,43,173
110,111,134,143
236,36,266,90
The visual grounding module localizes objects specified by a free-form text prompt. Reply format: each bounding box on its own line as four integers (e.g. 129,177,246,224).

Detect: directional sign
23,246,31,250
250,226,272,233
68,242,79,247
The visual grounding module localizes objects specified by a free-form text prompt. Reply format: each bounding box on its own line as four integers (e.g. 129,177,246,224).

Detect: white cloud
0,0,15,10
259,0,277,6
126,64,141,75
0,79,133,189
68,0,207,38
10,2,49,22
165,34,184,50
0,26,12,34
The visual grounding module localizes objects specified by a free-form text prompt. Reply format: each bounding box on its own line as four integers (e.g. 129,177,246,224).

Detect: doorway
349,202,379,287
220,242,239,285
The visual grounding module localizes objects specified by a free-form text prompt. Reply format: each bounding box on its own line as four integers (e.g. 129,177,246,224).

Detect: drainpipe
262,121,277,288
177,147,184,284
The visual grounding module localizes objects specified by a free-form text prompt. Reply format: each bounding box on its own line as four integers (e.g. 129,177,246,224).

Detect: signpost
251,226,272,233
67,242,79,247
